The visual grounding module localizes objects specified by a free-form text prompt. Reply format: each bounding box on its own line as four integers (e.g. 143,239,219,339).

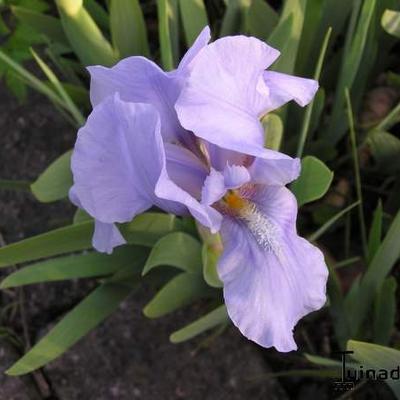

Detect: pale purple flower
69,27,328,351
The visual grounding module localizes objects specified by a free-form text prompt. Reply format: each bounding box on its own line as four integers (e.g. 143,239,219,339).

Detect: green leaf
73,208,92,224
382,9,400,38
0,221,93,268
31,150,72,203
0,179,31,191
0,246,147,288
142,232,202,275
262,113,283,151
373,277,397,345
367,131,400,174
295,0,325,75
56,0,116,67
367,200,383,264
0,213,177,268
120,213,178,246
308,201,359,242
6,273,139,375
30,49,84,126
325,0,376,144
157,0,179,70
269,0,306,74
202,242,223,288
220,0,250,37
291,156,334,206
83,0,110,31
143,272,211,318
245,0,278,40
11,6,68,46
346,89,368,258
305,354,359,369
0,49,73,119
347,340,400,398
296,27,332,158
351,208,400,336
170,305,229,343
110,0,149,58
179,0,208,47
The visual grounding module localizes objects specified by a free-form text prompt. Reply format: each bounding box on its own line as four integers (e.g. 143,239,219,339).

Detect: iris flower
70,27,328,352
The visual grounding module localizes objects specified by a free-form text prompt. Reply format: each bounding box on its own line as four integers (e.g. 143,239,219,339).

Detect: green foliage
262,113,283,151
291,156,334,206
0,213,177,267
157,0,179,70
245,0,278,40
7,269,141,375
382,9,400,38
110,0,149,58
143,272,211,318
372,277,397,345
30,151,73,203
142,232,202,275
170,305,228,343
179,0,208,47
1,245,148,288
348,340,400,398
56,0,116,66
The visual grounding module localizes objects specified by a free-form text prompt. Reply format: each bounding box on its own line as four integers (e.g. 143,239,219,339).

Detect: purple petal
93,221,126,254
156,168,223,233
201,165,251,206
263,71,319,113
177,26,211,73
71,95,166,224
88,57,184,143
201,168,225,206
206,142,252,171
165,142,208,199
218,186,328,352
223,165,250,188
248,148,301,186
176,36,280,155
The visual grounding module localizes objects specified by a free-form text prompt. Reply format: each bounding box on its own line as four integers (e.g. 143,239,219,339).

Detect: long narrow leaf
143,272,211,318
11,6,68,46
157,0,179,70
0,213,177,268
170,305,228,343
179,0,208,47
30,49,84,126
6,273,139,375
110,0,149,58
56,0,116,67
1,246,148,288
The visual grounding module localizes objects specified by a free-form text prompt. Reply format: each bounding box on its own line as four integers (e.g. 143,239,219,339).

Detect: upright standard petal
262,71,319,113
177,26,211,73
88,57,184,143
176,35,280,155
218,186,328,352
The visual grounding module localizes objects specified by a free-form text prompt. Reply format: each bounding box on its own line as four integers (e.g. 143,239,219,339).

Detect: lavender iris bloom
70,27,328,352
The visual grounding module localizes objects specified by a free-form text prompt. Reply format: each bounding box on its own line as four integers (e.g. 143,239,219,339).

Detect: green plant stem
297,27,332,158
374,100,400,132
345,89,368,259
308,201,360,242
